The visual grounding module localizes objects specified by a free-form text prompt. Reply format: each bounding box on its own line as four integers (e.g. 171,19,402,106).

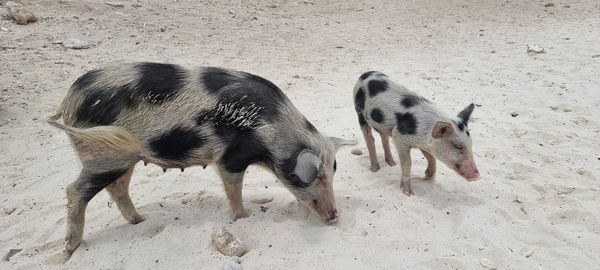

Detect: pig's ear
290,149,322,187
432,121,453,139
328,137,358,152
457,103,475,123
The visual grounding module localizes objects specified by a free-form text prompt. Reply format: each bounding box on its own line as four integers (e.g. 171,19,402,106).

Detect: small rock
351,148,363,155
104,2,124,8
6,1,37,25
526,44,545,54
223,256,243,270
544,3,555,7
480,258,496,269
523,249,534,258
592,54,600,58
510,113,519,117
63,38,89,49
212,227,248,257
250,194,273,204
4,207,16,215
2,248,22,262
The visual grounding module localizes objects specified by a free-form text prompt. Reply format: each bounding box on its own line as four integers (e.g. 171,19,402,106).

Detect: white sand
1,0,599,269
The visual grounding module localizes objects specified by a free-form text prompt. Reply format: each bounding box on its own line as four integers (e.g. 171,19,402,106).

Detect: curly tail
47,112,143,155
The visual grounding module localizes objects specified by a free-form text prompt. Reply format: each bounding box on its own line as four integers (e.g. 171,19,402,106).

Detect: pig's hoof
424,169,435,180
385,159,396,166
370,164,380,172
126,214,145,224
64,237,81,254
401,186,413,197
233,210,250,220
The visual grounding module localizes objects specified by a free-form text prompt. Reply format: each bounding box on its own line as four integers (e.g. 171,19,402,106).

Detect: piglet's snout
460,160,480,181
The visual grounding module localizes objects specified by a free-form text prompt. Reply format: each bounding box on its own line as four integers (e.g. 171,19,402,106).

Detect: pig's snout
326,209,339,224
458,160,480,181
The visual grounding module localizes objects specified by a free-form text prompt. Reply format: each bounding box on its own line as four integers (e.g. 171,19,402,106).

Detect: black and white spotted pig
353,71,480,196
49,62,354,253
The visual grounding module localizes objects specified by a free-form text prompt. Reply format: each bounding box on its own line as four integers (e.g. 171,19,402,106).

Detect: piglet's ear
328,137,357,152
290,149,321,187
457,103,475,123
432,121,453,139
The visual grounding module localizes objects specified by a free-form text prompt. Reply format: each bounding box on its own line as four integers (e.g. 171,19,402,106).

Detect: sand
1,0,599,269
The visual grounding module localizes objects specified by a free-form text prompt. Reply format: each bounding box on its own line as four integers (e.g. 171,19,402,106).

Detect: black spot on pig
201,67,238,93
370,108,385,123
74,89,136,127
243,72,281,93
137,62,186,104
355,88,366,112
149,127,206,161
81,168,128,201
354,88,367,126
220,131,273,173
401,95,421,108
359,71,377,80
306,119,318,133
466,130,470,137
71,69,101,91
368,80,387,97
396,112,417,135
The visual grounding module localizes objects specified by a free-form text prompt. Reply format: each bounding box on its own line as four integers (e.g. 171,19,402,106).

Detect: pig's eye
333,160,337,172
453,143,463,150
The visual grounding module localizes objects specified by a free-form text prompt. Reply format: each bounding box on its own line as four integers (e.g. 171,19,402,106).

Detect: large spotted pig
353,71,480,196
49,62,354,253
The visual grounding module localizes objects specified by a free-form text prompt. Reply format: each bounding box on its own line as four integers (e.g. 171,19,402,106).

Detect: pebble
250,194,273,204
211,227,248,257
6,1,38,25
223,256,243,270
104,2,124,8
480,258,496,269
526,44,545,54
510,113,519,117
544,3,555,7
351,148,363,155
63,38,89,49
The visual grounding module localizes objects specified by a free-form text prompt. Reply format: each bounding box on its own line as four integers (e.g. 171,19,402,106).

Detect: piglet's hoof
385,158,396,167
370,164,380,172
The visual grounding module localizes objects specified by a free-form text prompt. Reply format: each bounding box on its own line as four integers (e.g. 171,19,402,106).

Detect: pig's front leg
392,136,413,196
360,124,380,172
420,149,436,181
217,167,249,220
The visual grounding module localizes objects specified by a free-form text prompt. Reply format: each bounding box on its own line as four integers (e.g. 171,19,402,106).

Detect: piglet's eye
454,144,463,150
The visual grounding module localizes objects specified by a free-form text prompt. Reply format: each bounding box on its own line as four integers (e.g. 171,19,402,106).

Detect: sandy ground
1,0,600,269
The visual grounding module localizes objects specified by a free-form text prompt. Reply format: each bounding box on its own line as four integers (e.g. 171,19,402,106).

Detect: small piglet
353,71,480,196
49,62,353,253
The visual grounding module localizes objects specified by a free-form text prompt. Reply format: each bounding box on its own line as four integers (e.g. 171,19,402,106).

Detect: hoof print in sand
211,227,248,257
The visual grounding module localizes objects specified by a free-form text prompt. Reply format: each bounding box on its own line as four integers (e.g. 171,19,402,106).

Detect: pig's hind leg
105,167,145,224
65,155,139,254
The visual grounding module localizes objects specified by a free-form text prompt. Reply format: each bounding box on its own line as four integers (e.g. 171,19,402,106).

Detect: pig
48,62,355,253
353,71,480,196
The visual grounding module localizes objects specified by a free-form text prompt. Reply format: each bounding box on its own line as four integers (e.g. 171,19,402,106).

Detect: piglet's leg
380,133,396,166
217,167,249,220
361,125,380,172
420,149,436,181
392,136,413,196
